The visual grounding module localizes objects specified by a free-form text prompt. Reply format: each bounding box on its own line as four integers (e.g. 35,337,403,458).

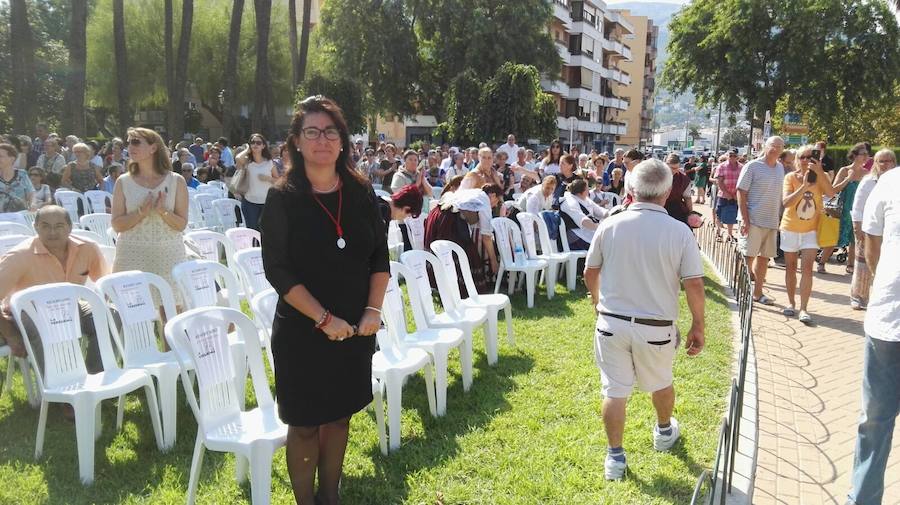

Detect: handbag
817,214,840,248
228,165,250,195
822,193,843,219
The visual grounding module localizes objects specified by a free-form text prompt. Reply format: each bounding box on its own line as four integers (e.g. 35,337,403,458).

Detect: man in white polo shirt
584,158,706,480
495,134,519,164
846,166,900,505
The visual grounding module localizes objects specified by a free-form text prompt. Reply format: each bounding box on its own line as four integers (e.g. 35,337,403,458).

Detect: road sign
378,133,386,141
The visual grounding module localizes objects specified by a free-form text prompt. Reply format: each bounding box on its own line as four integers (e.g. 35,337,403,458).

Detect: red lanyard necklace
312,186,345,249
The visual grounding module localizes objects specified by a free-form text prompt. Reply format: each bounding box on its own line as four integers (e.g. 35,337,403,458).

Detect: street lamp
567,116,578,153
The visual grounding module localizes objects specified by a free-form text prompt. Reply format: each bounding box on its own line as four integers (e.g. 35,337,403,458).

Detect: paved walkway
727,225,900,503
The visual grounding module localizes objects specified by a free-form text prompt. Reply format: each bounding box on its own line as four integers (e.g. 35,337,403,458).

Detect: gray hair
35,205,72,226
631,158,673,201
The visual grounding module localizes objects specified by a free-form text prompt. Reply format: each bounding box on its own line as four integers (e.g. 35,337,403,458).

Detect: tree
165,0,194,142
252,0,276,137
440,70,482,145
721,125,749,148
63,0,87,137
9,0,36,133
222,0,245,143
288,0,299,89
112,0,130,137
662,0,900,143
297,73,365,134
688,125,702,141
297,0,311,85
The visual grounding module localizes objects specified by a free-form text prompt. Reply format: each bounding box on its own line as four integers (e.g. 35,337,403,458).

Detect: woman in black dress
260,96,389,505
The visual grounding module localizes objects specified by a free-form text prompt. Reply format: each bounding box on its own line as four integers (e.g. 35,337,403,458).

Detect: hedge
826,145,900,166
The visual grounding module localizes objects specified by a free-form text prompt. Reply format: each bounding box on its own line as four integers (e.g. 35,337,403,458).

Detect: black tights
285,416,352,505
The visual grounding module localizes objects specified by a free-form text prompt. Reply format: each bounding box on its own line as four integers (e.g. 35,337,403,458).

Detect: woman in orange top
779,145,835,323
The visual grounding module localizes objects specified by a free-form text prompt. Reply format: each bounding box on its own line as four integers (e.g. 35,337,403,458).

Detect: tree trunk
253,0,275,137
298,0,312,84
164,0,175,141
9,0,36,133
169,0,194,142
222,0,245,144
113,0,130,137
63,0,88,137
288,0,300,90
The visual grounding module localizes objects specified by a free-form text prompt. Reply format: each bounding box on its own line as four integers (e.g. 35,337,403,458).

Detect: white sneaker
653,417,681,451
604,451,627,480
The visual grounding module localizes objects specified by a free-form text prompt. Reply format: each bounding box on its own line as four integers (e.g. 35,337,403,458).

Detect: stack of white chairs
0,211,31,227
79,214,115,246
403,214,426,250
164,306,287,505
490,217,548,308
400,250,485,383
211,198,245,231
430,240,514,362
184,230,229,264
54,189,89,225
233,248,271,301
192,193,217,230
96,271,186,449
9,282,165,484
387,261,467,416
0,221,34,237
84,190,113,214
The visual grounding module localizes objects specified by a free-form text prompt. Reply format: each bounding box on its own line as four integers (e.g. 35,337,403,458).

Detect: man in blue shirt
603,148,627,187
216,137,235,168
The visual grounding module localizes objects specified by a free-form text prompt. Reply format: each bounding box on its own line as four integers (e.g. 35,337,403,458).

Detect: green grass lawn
0,265,732,504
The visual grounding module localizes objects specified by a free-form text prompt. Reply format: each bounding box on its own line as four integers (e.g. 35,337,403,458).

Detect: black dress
260,179,389,426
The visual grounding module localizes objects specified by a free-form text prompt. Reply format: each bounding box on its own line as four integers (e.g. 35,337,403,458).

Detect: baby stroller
816,246,848,264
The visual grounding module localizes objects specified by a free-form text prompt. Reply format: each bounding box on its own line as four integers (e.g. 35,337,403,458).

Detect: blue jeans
241,200,264,231
848,335,900,505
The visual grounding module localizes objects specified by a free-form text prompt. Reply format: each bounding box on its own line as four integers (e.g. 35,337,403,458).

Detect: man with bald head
0,205,108,373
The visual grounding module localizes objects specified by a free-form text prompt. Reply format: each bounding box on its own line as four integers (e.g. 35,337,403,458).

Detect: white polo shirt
586,202,704,320
496,143,519,164
862,169,900,342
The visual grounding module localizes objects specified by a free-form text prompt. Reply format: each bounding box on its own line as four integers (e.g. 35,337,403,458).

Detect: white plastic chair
164,306,287,505
211,198,245,231
387,261,467,416
0,234,31,255
198,184,227,199
0,211,30,226
233,248,272,300
207,180,228,194
526,212,584,291
98,245,116,267
225,227,260,253
71,229,105,245
171,260,251,398
79,214,114,246
106,226,118,246
96,271,186,449
598,191,621,208
9,282,164,484
84,190,113,214
19,210,37,230
192,193,218,229
372,304,437,453
400,250,486,380
187,194,206,229
403,214,426,250
185,229,229,263
248,288,278,372
430,240,514,360
491,217,548,308
0,221,35,237
558,217,589,260
54,189,89,224
515,212,569,296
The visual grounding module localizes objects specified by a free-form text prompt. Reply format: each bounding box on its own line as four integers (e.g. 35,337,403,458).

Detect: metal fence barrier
690,223,754,505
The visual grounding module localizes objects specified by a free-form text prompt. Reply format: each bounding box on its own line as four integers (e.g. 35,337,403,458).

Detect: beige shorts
744,224,778,258
594,314,679,398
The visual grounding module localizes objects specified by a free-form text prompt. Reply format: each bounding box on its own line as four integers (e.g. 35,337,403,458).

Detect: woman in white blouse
849,149,895,310
560,178,608,250
236,133,278,230
518,175,558,215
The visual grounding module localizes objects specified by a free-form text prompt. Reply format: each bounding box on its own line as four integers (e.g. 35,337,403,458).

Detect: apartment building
613,10,657,148
543,0,635,153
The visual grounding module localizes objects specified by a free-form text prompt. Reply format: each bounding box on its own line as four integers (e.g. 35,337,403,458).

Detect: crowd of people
0,100,898,503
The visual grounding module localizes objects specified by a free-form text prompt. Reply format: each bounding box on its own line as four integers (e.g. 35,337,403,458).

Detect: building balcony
568,53,603,74
556,116,605,134
601,37,629,59
601,96,629,110
540,77,570,97
555,40,572,65
552,0,571,24
605,67,631,86
604,10,634,35
568,86,605,105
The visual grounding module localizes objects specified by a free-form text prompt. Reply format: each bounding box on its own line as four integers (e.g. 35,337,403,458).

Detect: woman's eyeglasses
250,140,265,146
300,127,341,141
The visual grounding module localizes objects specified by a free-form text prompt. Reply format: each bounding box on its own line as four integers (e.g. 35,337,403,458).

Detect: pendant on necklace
337,237,346,249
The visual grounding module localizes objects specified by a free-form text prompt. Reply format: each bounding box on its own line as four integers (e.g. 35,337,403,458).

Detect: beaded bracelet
314,310,331,329
364,306,382,314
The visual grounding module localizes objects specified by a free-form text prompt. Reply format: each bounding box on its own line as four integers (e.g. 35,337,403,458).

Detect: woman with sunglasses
235,133,278,230
818,142,868,274
779,145,835,324
111,128,188,308
260,96,389,505
539,139,564,177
